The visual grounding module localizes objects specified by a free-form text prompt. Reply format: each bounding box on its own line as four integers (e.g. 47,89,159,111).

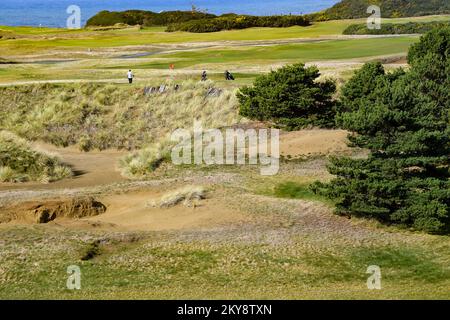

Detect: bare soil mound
84,191,250,232
0,196,106,224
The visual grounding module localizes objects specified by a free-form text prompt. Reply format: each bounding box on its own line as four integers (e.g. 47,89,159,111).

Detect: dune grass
0,131,72,183
0,80,241,151
149,185,206,208
119,142,173,179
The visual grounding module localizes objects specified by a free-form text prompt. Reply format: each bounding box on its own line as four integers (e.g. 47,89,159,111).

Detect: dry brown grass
148,185,206,208
0,80,241,152
0,131,72,183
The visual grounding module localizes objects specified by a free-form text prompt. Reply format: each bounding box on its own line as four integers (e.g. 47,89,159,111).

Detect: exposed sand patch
82,191,250,232
0,187,251,232
280,129,351,158
0,129,353,232
0,142,127,191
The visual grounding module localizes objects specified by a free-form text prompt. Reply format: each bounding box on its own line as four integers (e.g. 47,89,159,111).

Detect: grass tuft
149,185,206,208
119,141,172,179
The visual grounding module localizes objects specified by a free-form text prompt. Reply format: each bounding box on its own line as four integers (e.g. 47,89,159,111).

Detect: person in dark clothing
225,70,235,81
201,70,207,81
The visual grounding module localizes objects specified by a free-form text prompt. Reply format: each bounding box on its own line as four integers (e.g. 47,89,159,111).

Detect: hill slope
322,0,450,19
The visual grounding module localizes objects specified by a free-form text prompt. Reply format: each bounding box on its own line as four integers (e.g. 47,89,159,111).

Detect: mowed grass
1,15,448,56
123,37,418,70
242,166,334,204
272,181,332,203
2,23,355,53
0,226,449,299
0,36,416,83
0,16,439,82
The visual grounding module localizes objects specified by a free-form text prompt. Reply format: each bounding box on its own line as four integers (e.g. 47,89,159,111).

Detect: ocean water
0,0,339,27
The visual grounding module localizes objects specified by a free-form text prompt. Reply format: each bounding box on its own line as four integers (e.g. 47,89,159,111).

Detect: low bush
80,241,101,261
86,10,215,27
166,15,310,33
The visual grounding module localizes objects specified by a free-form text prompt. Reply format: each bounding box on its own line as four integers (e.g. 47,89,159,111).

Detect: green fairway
108,36,418,70
1,15,447,55
0,34,418,84
0,16,444,83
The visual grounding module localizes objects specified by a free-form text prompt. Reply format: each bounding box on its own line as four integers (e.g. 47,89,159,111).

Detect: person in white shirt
127,70,134,84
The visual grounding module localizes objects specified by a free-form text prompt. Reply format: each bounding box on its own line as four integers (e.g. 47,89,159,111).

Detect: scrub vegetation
0,80,240,151
0,131,72,183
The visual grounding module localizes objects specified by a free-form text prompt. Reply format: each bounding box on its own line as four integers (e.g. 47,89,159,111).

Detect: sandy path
0,142,127,192
280,129,352,158
0,129,352,193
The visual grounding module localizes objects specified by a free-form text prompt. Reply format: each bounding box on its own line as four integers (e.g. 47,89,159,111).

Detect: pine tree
237,63,337,129
313,28,450,233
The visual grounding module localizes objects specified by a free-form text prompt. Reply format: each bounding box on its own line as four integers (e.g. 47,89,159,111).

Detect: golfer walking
127,70,134,84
